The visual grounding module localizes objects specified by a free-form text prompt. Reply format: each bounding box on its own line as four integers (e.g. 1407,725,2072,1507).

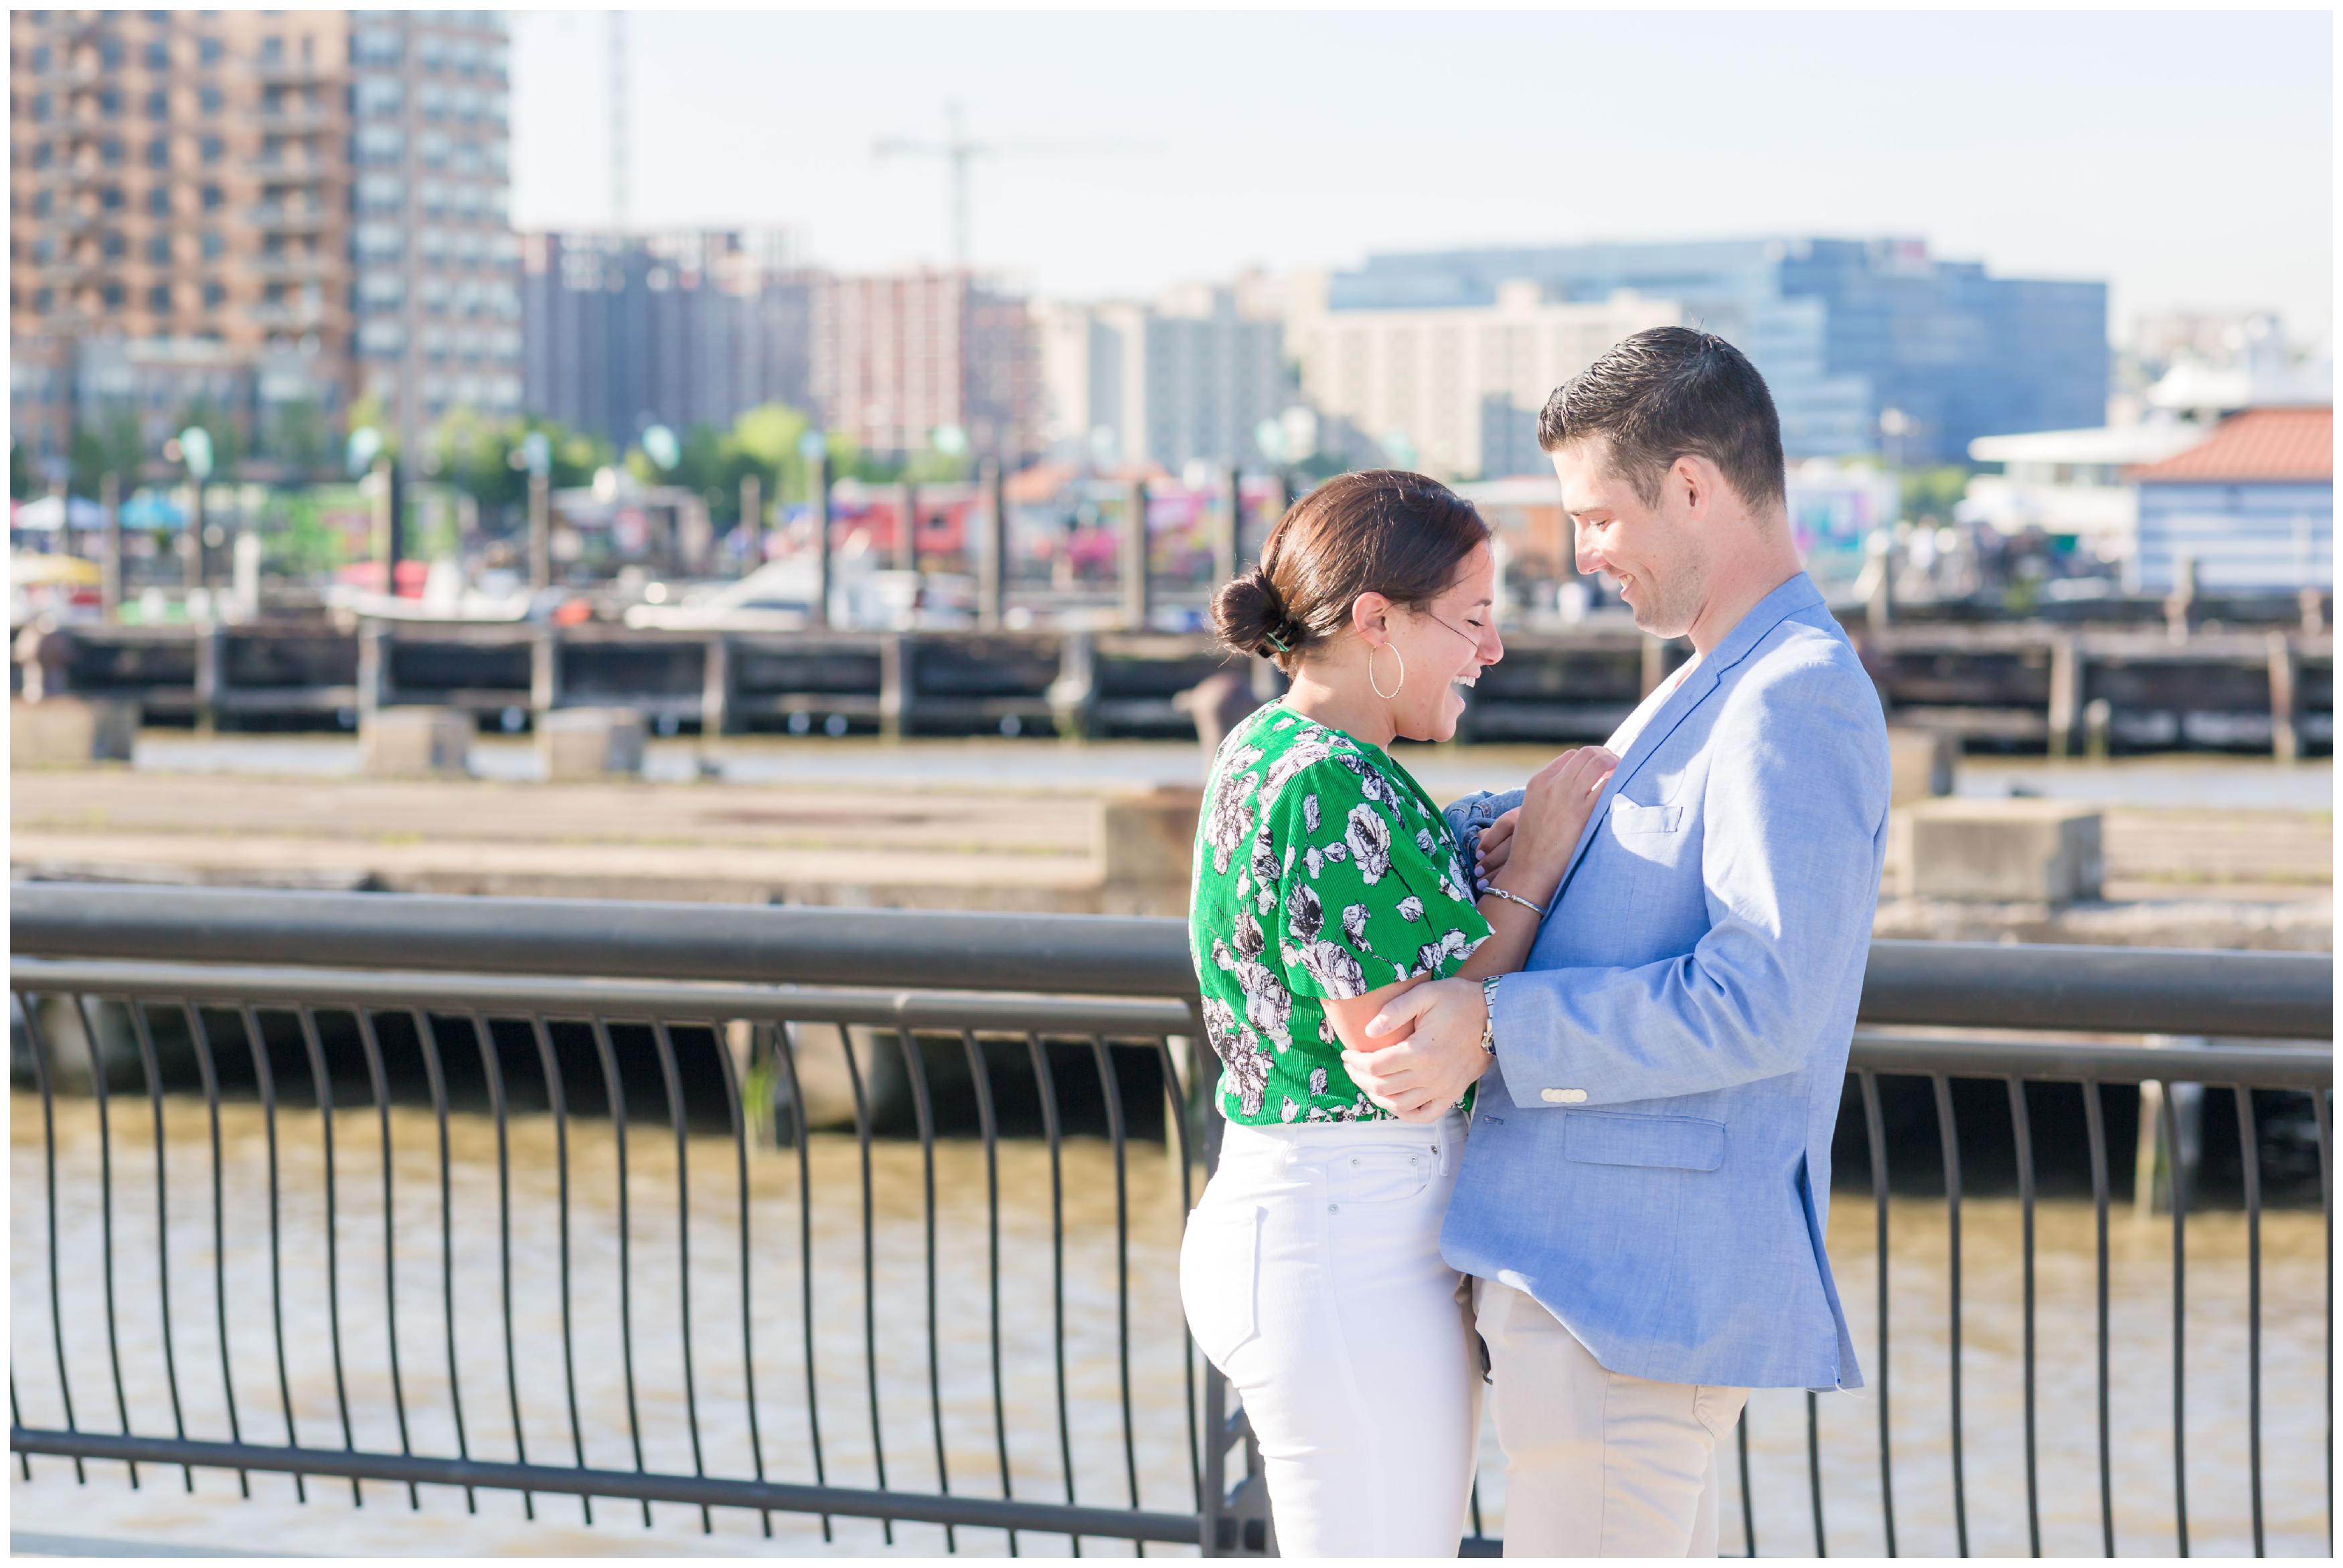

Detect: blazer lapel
1540,573,1826,914
1543,659,1720,905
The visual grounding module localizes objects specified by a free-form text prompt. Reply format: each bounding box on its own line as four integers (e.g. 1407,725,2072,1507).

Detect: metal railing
8,884,2332,1556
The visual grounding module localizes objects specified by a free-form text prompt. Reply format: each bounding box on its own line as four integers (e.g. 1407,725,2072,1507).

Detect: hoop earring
1367,642,1406,701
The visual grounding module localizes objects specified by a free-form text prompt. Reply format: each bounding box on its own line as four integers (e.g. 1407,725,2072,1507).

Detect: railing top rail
8,956,1199,1037
10,881,2334,1041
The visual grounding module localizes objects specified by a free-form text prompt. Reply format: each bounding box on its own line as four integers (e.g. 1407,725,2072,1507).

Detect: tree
9,441,31,501
70,405,149,497
260,397,331,483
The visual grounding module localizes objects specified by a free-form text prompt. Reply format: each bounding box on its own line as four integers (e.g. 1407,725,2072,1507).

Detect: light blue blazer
1442,573,1889,1391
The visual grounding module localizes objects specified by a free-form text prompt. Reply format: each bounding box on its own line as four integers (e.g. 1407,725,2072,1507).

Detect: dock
21,614,2336,755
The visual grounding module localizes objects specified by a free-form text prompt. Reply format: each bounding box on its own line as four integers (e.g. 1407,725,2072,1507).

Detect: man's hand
1341,978,1491,1122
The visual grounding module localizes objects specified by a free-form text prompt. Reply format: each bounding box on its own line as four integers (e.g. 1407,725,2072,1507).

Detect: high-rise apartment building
1038,285,1290,473
1285,278,1681,481
1315,239,2107,465
7,9,517,469
344,10,519,450
519,230,811,448
809,270,1040,464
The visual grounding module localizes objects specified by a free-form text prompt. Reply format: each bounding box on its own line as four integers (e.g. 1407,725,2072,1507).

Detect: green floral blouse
1188,701,1492,1125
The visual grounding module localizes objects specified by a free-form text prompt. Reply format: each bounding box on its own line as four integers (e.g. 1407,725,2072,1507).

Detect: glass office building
1323,238,2107,465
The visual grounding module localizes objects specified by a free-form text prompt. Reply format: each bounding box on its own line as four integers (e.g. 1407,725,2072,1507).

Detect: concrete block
538,707,646,781
11,696,138,765
1885,725,1957,806
1895,798,2103,903
361,706,473,777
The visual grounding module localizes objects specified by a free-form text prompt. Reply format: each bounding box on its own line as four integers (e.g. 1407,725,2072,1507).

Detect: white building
1284,275,1681,481
1036,286,1288,474
1960,422,2209,564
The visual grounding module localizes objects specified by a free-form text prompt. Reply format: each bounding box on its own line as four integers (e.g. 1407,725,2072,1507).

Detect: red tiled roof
2131,406,2332,483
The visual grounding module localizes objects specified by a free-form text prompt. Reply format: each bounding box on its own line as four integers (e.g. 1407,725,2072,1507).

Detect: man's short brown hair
1538,327,1787,513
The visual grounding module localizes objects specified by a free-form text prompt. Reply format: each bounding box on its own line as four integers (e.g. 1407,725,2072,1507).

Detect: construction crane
873,102,1154,272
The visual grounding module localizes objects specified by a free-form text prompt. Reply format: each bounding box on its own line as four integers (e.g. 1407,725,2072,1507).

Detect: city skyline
509,9,2333,339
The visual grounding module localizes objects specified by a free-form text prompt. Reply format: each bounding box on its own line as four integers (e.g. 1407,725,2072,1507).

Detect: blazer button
1542,1088,1588,1104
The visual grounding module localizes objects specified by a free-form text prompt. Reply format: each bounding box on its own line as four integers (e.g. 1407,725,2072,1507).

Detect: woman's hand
1473,808,1520,887
1494,746,1619,897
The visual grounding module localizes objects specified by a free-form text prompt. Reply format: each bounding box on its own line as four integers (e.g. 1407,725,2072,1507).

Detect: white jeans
1179,1111,1481,1557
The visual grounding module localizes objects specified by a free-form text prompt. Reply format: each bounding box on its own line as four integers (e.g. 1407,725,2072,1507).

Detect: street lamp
509,431,552,592
167,425,214,591
799,428,831,628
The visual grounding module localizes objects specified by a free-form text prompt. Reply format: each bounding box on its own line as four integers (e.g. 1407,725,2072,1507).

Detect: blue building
1322,239,2107,464
2130,406,2332,593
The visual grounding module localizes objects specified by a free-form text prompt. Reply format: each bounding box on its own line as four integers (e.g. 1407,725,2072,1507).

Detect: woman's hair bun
1211,565,1298,665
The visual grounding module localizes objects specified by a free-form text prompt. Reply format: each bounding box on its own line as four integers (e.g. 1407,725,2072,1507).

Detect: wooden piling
2268,632,2302,764
1121,478,1151,630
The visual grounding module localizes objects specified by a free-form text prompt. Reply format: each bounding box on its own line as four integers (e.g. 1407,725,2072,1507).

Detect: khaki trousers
1475,1278,1749,1557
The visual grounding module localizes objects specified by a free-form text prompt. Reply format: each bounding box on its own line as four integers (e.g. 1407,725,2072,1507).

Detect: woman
1178,470,1616,1555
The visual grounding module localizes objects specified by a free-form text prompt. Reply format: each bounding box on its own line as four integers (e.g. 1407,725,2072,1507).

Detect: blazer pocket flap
1610,799,1685,833
1562,1112,1725,1171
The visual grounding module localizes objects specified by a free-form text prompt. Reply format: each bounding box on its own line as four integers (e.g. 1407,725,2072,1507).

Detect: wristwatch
1479,976,1501,1057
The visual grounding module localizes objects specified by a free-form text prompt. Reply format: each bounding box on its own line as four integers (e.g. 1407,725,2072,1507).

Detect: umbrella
11,551,102,587
119,491,187,529
11,495,107,531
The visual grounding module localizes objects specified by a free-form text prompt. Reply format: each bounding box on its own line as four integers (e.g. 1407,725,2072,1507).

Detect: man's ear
1673,455,1707,518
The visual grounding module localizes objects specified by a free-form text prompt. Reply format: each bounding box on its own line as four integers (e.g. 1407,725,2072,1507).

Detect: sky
509,9,2335,341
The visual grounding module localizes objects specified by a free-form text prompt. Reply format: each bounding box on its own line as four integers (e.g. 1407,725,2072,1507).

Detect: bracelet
1481,883,1544,918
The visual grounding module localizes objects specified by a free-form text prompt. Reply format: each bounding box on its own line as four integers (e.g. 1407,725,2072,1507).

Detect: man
1346,327,1890,1556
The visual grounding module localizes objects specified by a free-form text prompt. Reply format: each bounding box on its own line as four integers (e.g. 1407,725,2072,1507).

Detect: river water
11,1093,2330,1557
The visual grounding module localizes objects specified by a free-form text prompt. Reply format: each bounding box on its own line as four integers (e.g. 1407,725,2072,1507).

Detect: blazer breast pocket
1609,799,1685,835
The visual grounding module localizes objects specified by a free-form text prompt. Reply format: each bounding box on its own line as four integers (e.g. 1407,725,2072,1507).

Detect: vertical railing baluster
2161,1081,2190,1557
469,1011,534,1522
411,1009,473,1514
2234,1086,2263,1557
350,1009,418,1508
524,1015,593,1525
12,1379,29,1479
2316,1089,2332,1553
237,1005,303,1502
1735,1411,1755,1556
585,1015,651,1527
1152,1033,1202,1517
123,1000,192,1490
711,1018,772,1538
1931,1073,1967,1557
1806,1389,1826,1555
179,1003,247,1497
772,1021,833,1541
70,994,139,1490
1859,1070,1894,1557
896,1027,957,1552
647,1019,710,1533
293,1005,362,1506
1090,1035,1141,1555
2081,1078,2115,1556
1027,1032,1082,1555
837,1022,894,1544
2008,1077,2040,1557
961,1030,1018,1555
19,991,86,1484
